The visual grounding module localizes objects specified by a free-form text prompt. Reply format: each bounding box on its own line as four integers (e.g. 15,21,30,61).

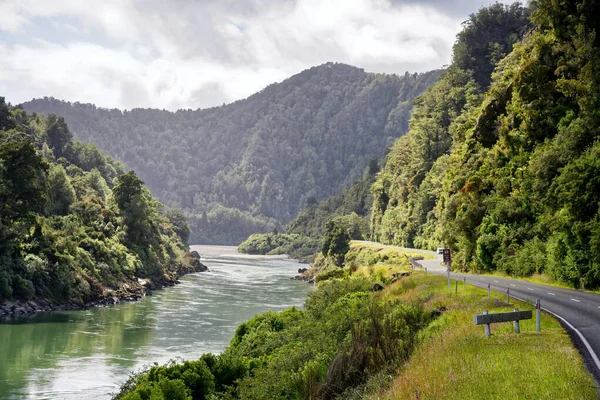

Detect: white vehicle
437,248,444,254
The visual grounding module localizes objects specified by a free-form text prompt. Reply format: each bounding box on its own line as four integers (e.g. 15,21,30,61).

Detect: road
356,241,600,383
424,253,600,383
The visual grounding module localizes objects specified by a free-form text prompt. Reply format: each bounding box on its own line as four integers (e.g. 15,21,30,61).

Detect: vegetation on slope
237,232,320,261
371,0,600,288
22,65,442,244
0,100,194,307
114,240,596,400
286,158,379,240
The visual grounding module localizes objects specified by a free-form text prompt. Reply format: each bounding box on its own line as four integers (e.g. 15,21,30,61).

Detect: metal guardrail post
513,308,520,333
483,310,490,337
536,299,541,332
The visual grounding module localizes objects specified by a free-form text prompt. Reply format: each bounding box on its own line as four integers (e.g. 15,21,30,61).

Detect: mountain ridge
22,62,442,244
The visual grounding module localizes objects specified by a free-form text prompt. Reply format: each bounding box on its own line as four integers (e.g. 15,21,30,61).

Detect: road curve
424,254,600,384
356,241,600,383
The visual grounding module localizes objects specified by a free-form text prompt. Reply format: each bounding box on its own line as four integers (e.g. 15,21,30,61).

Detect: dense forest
372,0,600,287
0,99,197,308
22,65,442,244
237,158,378,260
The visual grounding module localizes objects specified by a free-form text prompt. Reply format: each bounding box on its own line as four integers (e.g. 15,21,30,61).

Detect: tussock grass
374,274,598,400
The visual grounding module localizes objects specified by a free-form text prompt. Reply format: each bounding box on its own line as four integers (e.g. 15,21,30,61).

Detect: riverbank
0,254,209,318
0,247,311,400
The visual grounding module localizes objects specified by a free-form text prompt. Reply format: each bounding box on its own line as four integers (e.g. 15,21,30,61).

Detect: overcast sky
0,0,512,111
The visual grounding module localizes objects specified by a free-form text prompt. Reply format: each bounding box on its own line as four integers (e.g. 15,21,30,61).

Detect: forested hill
372,0,600,287
22,64,441,244
0,99,197,310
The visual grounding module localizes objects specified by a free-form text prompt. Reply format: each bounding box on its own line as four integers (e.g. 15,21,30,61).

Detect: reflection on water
0,245,312,399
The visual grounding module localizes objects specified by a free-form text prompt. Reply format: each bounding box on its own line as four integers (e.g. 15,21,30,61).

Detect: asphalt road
417,252,600,384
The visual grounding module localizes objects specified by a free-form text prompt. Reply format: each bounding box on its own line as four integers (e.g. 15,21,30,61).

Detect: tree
0,139,48,228
45,115,72,158
322,220,351,267
112,171,159,247
165,208,191,246
453,2,530,89
47,164,76,215
0,97,15,132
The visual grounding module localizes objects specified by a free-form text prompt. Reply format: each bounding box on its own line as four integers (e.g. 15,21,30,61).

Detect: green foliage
23,65,442,244
453,2,531,89
0,106,191,303
287,160,377,240
117,275,432,400
371,0,600,288
321,221,351,267
237,233,320,260
47,164,76,215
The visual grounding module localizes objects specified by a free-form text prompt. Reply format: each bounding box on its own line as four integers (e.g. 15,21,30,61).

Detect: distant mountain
22,63,442,244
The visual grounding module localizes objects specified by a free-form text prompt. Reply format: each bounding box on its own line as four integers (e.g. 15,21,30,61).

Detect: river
0,245,313,400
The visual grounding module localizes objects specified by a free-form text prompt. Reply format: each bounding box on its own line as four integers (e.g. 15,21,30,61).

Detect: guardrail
409,257,423,269
474,308,533,337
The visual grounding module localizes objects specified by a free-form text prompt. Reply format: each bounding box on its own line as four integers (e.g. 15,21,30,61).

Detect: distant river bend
0,245,312,400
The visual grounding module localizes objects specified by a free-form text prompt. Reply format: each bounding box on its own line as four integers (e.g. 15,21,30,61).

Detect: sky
0,0,513,111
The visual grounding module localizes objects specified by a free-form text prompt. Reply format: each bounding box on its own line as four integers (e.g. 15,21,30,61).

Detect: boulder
298,267,308,274
190,258,208,272
190,250,201,259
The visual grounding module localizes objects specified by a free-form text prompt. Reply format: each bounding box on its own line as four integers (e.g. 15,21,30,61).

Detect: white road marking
494,280,499,283
510,284,516,287
571,299,580,302
548,293,555,296
527,288,535,291
541,307,600,375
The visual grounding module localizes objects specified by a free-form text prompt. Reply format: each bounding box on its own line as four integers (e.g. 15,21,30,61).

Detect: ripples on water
0,245,312,400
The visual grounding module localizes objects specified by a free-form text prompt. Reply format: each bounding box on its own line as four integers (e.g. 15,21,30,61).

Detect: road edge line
509,293,600,374
541,307,600,373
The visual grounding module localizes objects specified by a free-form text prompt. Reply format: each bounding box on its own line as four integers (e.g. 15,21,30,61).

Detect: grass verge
373,273,598,399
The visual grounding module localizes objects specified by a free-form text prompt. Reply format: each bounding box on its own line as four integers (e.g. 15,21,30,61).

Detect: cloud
0,0,497,110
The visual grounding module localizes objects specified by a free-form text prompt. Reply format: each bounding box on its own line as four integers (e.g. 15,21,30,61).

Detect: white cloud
0,0,469,110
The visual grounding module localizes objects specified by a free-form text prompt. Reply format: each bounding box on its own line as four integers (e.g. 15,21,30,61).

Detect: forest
0,100,195,307
371,0,600,287
22,65,441,244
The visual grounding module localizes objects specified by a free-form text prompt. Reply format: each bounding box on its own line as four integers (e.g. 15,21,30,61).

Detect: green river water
0,245,313,399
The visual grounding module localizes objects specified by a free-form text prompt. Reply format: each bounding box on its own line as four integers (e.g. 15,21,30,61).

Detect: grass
370,273,598,399
350,241,436,260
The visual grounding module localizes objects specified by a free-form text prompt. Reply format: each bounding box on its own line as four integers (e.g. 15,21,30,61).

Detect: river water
0,245,312,400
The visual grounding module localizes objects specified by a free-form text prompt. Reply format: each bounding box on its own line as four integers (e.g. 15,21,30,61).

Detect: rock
298,267,308,274
307,280,315,285
372,283,384,292
190,258,209,272
190,250,201,259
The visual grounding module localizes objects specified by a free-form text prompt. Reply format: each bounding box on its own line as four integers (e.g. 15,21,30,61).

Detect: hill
372,0,600,288
22,64,441,244
0,99,198,313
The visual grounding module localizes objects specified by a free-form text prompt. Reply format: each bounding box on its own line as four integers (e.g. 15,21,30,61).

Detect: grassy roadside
375,274,598,399
344,244,598,399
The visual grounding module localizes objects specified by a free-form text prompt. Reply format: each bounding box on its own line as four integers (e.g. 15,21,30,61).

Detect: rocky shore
0,253,209,318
